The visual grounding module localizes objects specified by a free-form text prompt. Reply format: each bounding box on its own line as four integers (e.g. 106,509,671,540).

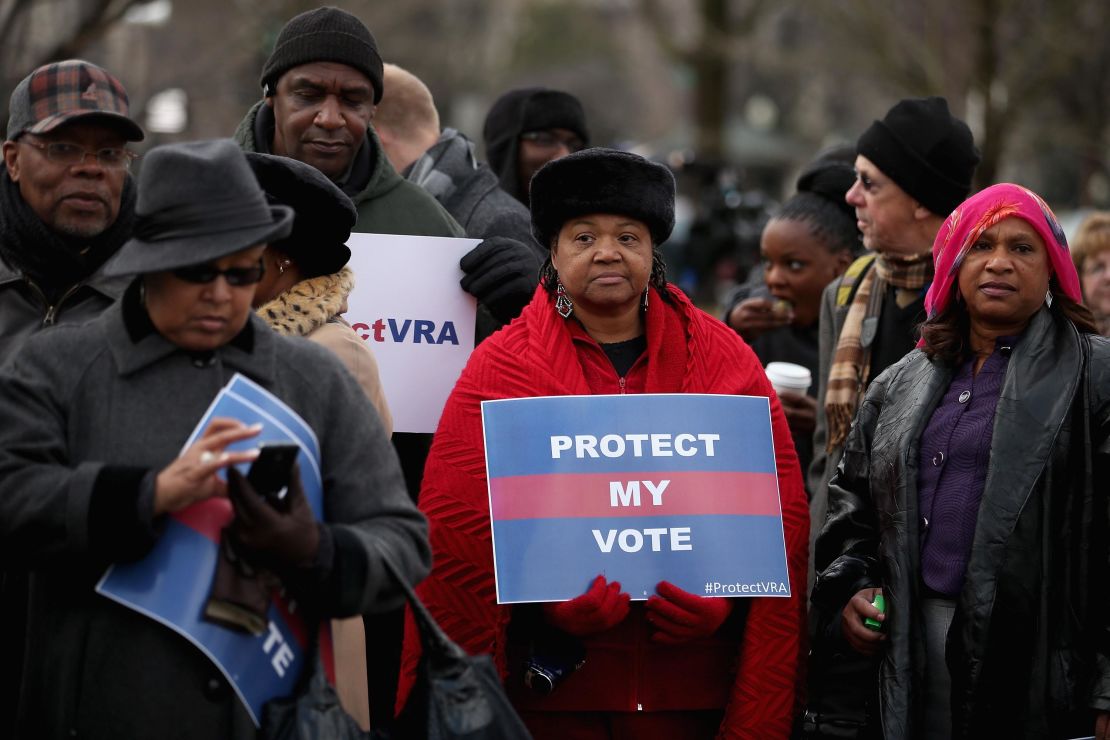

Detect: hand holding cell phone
227,452,320,572
246,442,299,510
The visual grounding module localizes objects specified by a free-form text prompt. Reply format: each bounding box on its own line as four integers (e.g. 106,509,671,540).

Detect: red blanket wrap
398,284,809,738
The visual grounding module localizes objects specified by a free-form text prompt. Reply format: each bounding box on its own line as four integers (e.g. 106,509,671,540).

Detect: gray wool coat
0,298,430,740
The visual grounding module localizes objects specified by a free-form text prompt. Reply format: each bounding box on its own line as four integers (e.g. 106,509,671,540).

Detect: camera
522,631,586,695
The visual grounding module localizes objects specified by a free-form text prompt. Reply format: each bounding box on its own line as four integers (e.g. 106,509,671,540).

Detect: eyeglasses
21,138,137,170
171,260,266,286
520,130,585,153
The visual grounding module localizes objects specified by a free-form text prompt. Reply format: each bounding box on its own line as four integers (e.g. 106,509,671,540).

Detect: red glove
645,580,733,644
542,575,630,636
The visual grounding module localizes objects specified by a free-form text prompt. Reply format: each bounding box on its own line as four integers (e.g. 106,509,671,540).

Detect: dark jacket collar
0,250,132,299
103,285,275,382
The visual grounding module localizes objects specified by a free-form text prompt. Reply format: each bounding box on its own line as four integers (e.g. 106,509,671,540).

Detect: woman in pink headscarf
812,184,1110,739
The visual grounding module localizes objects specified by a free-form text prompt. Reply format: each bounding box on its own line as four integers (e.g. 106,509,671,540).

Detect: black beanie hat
530,148,675,248
795,152,857,221
856,96,980,217
260,7,384,104
483,87,590,204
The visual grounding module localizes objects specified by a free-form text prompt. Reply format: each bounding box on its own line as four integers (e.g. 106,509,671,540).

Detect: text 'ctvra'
351,318,459,345
550,433,720,459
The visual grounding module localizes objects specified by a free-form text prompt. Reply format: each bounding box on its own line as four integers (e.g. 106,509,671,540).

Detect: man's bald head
375,63,440,173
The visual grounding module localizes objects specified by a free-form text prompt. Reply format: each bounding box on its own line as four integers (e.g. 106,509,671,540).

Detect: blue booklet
96,374,325,726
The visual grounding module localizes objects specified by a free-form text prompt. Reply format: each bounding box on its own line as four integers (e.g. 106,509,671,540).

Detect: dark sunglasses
171,259,266,286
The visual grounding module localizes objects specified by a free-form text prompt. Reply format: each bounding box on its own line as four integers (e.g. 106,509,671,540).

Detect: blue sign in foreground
481,393,791,603
97,374,325,726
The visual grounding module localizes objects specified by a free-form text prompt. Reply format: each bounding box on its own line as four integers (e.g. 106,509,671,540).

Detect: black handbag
382,549,532,740
261,644,370,740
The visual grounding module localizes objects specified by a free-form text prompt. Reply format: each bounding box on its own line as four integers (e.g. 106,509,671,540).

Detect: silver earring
1045,290,1053,308
277,259,289,275
641,286,649,312
555,281,573,318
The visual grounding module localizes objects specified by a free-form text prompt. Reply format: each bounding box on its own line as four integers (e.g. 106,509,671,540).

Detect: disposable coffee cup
764,361,811,395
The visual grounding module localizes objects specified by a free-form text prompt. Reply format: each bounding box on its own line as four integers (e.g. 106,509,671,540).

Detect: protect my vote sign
481,393,791,603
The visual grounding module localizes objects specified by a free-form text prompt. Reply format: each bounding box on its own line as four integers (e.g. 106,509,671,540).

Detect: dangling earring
640,286,649,312
1045,290,1054,308
277,259,290,275
555,281,573,318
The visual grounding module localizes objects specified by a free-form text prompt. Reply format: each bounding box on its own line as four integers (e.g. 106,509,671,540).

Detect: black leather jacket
813,308,1110,738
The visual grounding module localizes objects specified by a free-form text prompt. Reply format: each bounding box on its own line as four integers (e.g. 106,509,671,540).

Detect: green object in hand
863,593,885,631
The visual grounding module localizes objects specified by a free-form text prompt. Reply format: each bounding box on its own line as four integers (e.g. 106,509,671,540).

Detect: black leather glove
227,465,320,574
459,236,542,323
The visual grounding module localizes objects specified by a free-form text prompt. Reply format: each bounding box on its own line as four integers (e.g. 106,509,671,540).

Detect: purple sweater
917,338,1016,597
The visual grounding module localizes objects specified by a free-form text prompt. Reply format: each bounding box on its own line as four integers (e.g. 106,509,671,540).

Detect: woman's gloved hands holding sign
543,575,630,636
543,576,733,643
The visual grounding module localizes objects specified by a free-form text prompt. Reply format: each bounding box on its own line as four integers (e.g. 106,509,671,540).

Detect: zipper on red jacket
618,376,626,394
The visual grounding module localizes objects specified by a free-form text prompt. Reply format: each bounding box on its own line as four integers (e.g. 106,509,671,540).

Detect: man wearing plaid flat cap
0,58,143,355
0,58,143,736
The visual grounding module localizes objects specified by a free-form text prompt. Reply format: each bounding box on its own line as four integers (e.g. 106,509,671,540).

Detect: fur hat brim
529,147,675,248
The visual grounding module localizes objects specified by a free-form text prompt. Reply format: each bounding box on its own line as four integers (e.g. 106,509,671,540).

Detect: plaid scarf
404,128,477,203
825,251,932,450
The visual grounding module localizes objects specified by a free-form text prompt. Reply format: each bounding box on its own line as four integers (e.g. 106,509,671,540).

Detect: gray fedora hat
103,139,293,276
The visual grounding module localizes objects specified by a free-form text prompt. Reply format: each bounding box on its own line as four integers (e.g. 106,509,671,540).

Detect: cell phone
246,443,299,508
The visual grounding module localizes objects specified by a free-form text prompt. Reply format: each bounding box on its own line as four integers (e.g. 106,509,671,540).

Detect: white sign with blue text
344,232,479,433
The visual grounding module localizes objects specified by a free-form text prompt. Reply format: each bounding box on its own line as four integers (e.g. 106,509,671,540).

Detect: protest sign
97,374,327,726
481,393,790,603
344,232,479,433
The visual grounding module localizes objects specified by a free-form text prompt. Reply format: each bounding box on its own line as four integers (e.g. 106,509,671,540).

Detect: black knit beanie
483,87,590,203
260,7,384,104
856,96,980,217
530,148,674,247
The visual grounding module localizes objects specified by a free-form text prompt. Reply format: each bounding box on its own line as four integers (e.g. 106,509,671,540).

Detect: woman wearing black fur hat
399,147,810,738
246,151,395,730
247,152,391,435
0,139,428,739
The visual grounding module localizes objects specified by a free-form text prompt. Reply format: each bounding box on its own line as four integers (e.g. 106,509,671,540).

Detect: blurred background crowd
7,0,1110,312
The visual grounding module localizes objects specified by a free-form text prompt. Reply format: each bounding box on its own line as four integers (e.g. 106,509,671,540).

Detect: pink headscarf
922,183,1082,326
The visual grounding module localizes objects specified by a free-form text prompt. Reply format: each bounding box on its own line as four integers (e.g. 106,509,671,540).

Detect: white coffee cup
764,361,811,395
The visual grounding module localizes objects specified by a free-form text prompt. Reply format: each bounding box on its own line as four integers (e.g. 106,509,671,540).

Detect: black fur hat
245,152,356,278
529,148,675,248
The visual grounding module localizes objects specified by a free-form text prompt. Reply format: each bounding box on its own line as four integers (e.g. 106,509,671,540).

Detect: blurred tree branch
640,0,767,160
0,0,147,122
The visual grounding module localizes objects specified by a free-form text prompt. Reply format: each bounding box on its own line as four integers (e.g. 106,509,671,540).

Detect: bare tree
640,0,768,160
0,0,149,120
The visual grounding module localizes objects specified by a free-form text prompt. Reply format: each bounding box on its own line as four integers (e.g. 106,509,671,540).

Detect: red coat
399,284,809,737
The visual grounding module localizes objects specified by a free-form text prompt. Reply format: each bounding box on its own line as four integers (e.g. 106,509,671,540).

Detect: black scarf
252,103,372,198
0,170,136,301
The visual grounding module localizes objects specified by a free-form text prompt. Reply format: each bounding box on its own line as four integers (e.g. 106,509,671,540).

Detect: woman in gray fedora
0,139,429,739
